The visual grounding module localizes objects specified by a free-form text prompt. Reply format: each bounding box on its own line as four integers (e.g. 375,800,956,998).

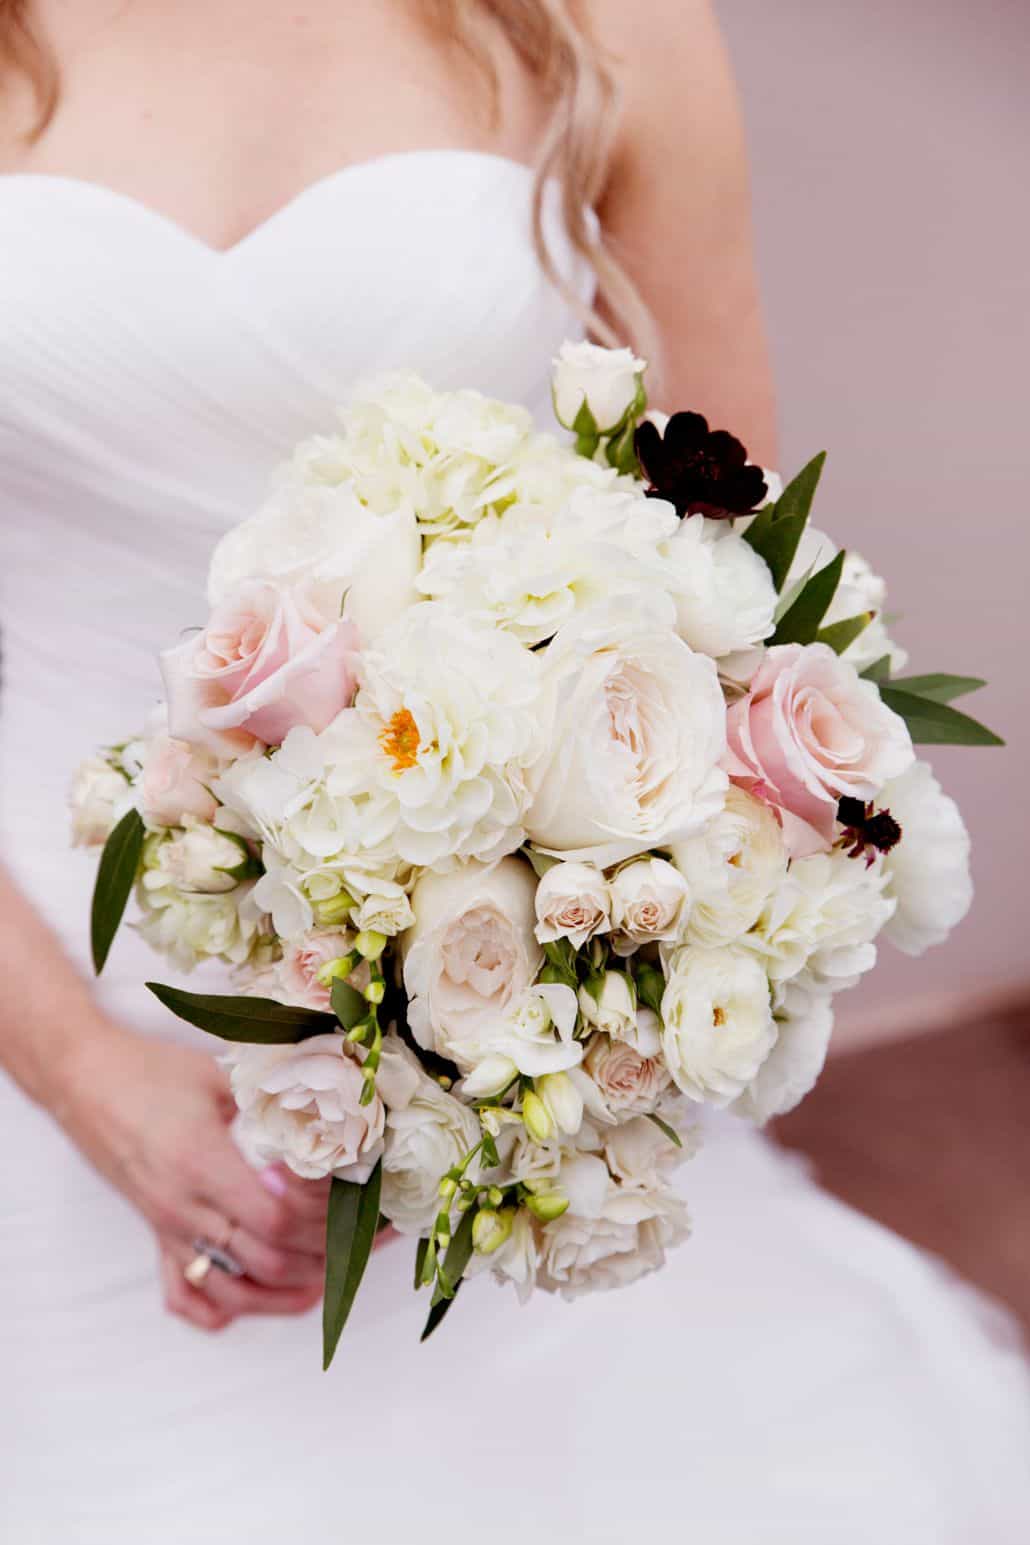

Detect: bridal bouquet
73,343,999,1365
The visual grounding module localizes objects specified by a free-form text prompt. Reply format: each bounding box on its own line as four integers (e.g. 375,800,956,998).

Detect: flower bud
525,1191,569,1223
316,952,359,987
438,1176,458,1201
313,891,355,926
521,1090,554,1144
472,1207,514,1256
552,340,647,436
537,1072,584,1137
354,929,387,962
363,979,386,1005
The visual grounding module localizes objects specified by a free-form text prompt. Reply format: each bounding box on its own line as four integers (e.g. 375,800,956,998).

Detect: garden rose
552,340,646,433
608,857,690,954
161,577,360,756
575,1034,672,1122
660,945,776,1105
138,734,219,828
278,928,358,1011
724,643,914,857
671,785,787,948
534,860,611,948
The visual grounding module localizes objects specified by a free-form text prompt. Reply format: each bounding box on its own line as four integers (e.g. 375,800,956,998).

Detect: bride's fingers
189,1202,325,1288
164,1238,322,1318
158,1247,232,1334
257,1164,332,1222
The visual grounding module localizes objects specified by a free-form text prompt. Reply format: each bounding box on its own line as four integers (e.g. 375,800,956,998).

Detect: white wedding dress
2,152,1029,1545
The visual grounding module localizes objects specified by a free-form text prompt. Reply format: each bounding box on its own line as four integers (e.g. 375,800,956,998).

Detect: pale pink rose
160,578,359,755
139,734,219,827
278,929,358,1012
724,643,913,857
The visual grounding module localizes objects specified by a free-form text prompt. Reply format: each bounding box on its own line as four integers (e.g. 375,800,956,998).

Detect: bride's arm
590,0,777,465
0,864,328,1330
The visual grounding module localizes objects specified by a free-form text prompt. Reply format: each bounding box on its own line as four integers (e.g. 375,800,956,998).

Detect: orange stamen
379,708,421,772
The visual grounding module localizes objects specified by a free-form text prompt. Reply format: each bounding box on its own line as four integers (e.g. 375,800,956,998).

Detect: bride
2,3,1029,1540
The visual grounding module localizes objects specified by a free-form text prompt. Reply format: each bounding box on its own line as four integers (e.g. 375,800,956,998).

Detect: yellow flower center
713,1005,727,1028
379,708,421,772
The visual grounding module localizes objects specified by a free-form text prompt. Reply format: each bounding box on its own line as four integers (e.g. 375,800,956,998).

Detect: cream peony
660,945,776,1105
879,760,972,955
526,598,728,866
662,515,777,658
745,846,894,993
403,858,542,1070
226,1035,384,1183
534,860,611,948
724,643,914,857
731,984,835,1124
608,857,690,954
552,340,646,433
671,785,788,948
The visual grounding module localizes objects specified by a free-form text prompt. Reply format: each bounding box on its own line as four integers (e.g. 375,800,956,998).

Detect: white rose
578,971,636,1041
746,847,894,993
660,944,776,1105
69,754,133,847
526,598,728,866
731,983,835,1124
671,785,787,948
148,820,247,895
552,340,646,434
534,860,611,948
403,858,542,1070
460,983,582,1098
608,857,690,954
662,516,777,658
784,527,908,674
381,1052,482,1236
574,1034,672,1122
879,760,972,955
226,1035,384,1182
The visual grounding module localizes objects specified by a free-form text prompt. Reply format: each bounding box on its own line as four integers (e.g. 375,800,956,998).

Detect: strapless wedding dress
2,151,1029,1545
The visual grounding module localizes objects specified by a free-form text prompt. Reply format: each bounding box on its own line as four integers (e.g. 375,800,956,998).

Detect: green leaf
879,687,1004,747
414,1237,430,1291
522,845,559,879
145,983,336,1043
861,655,892,683
323,1161,382,1370
330,978,367,1031
541,939,579,991
91,808,145,975
742,452,826,592
887,673,986,704
421,1207,477,1343
772,551,845,646
646,1112,684,1149
816,612,873,656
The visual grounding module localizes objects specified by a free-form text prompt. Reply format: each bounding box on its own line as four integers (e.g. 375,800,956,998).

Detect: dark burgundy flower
837,796,902,866
634,411,768,519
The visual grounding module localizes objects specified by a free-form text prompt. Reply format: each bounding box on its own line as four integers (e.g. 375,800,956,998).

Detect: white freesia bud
552,340,646,434
525,1190,570,1223
537,1072,584,1137
578,972,636,1041
472,1208,515,1256
608,858,690,955
151,820,247,894
522,1090,554,1144
534,860,611,949
69,754,132,847
660,945,776,1106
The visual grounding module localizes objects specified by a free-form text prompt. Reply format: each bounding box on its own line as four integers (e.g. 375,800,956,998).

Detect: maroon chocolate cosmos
634,411,768,520
837,796,902,866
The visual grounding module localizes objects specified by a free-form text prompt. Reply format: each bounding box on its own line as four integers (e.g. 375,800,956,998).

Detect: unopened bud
537,1072,583,1137
354,929,387,962
472,1207,514,1256
525,1191,569,1223
316,952,358,987
438,1177,458,1201
314,891,354,926
521,1090,554,1144
487,1186,504,1209
363,979,386,1005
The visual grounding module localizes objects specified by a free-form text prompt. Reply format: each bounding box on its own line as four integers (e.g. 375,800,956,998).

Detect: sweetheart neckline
0,147,538,258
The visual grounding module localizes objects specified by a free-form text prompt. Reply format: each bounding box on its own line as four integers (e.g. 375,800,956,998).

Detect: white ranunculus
578,971,637,1041
745,847,894,994
552,340,646,434
731,984,835,1124
69,754,133,847
460,983,583,1097
416,485,678,645
574,1034,672,1122
879,760,972,955
671,785,788,948
660,945,776,1106
402,858,542,1071
534,860,611,948
147,820,246,895
226,1035,384,1183
783,527,908,674
526,598,728,866
662,515,777,658
608,857,690,955
381,1048,482,1236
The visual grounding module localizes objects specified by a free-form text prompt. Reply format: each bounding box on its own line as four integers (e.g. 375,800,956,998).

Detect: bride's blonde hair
1,0,650,351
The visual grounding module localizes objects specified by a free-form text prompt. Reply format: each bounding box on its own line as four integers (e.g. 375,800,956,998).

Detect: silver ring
190,1235,245,1278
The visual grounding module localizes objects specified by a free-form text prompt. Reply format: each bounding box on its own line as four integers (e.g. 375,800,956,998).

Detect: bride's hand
59,1021,328,1332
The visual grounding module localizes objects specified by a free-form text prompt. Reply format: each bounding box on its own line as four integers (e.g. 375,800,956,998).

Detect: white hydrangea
745,846,895,994
879,760,972,955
